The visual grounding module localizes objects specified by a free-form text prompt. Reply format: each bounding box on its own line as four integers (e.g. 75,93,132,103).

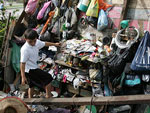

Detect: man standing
20,28,60,98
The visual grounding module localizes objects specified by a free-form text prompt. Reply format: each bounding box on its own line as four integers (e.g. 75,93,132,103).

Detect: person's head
24,28,38,46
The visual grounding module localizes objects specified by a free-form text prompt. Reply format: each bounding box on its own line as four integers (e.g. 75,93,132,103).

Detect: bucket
77,0,91,12
120,20,129,29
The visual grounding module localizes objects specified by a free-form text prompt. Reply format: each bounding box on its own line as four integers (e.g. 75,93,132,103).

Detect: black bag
40,30,51,41
109,72,126,95
108,48,129,75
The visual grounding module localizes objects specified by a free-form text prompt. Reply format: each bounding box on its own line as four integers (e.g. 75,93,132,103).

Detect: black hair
24,28,38,40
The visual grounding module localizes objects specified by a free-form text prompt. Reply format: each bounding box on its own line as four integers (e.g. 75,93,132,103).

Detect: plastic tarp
11,41,21,73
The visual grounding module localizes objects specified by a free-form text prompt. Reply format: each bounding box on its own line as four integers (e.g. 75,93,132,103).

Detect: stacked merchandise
9,0,150,112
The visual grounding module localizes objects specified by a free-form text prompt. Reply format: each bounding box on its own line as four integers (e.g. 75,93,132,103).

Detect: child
20,28,60,98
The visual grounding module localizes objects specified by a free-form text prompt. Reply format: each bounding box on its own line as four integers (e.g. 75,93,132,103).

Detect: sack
25,0,38,15
37,1,51,20
97,9,108,31
86,0,99,17
131,31,150,72
11,42,21,73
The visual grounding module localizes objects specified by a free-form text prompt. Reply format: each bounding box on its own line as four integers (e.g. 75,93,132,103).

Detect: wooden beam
55,60,87,72
1,21,16,67
23,95,150,105
118,0,130,29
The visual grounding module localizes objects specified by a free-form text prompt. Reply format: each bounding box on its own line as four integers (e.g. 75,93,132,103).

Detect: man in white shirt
20,28,60,98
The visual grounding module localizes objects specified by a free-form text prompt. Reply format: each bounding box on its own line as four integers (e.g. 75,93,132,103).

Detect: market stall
1,0,150,112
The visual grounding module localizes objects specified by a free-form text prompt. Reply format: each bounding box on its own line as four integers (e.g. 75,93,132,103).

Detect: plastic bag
64,8,77,28
86,0,99,17
25,0,38,15
37,1,51,20
130,31,150,71
11,42,21,73
51,16,64,35
43,4,55,22
97,9,108,31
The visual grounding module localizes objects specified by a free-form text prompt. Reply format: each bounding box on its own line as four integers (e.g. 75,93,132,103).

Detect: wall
107,0,150,32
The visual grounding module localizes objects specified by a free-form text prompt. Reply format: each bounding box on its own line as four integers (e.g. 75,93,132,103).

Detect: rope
90,94,94,113
72,94,78,111
90,83,94,113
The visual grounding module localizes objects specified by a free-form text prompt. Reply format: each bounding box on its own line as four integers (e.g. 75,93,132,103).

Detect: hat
0,97,28,113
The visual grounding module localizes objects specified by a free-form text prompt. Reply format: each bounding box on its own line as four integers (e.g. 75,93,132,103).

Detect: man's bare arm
45,42,60,47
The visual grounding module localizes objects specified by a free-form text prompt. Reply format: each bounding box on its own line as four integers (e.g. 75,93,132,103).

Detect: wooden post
3,21,16,92
118,0,130,30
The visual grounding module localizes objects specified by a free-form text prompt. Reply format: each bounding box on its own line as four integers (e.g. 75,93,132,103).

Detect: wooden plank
129,0,150,9
55,60,87,72
2,21,16,67
22,95,150,105
3,21,16,92
118,0,130,29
